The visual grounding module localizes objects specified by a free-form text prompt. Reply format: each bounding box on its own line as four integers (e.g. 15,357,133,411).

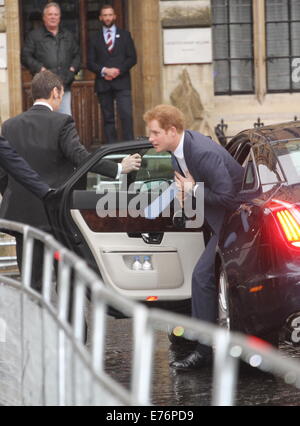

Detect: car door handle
127,232,164,245
141,233,164,244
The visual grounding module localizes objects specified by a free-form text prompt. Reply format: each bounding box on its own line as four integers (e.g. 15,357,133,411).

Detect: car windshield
272,139,300,184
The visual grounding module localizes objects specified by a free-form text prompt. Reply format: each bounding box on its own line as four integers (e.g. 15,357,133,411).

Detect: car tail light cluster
268,199,300,248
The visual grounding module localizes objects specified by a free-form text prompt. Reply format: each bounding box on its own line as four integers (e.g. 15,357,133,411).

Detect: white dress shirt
173,132,188,177
34,101,53,111
101,25,117,76
103,24,117,47
173,131,198,196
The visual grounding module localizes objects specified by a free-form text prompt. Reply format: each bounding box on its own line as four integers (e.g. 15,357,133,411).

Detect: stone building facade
1,0,300,143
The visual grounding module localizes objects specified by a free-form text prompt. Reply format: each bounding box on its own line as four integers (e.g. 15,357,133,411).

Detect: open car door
45,140,205,309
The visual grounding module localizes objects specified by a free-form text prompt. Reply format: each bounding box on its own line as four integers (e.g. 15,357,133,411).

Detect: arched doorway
19,0,127,150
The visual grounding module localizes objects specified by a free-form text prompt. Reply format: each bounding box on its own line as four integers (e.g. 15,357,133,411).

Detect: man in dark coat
144,105,244,369
0,70,141,292
0,136,50,199
21,2,80,115
88,4,137,143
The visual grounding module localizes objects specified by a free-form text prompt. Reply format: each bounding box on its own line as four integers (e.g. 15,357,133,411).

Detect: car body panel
219,123,300,340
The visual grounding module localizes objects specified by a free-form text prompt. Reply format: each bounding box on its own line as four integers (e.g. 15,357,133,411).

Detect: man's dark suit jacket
172,131,245,235
0,105,118,230
0,136,49,199
87,26,137,93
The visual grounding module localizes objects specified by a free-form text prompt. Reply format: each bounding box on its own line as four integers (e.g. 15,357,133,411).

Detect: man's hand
104,67,120,79
121,153,142,174
175,171,195,208
175,171,195,195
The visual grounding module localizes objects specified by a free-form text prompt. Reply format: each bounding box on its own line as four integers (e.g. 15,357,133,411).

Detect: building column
253,0,266,104
128,0,162,137
6,0,22,119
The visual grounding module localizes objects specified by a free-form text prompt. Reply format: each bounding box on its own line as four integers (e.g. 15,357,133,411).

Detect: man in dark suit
0,70,141,292
144,105,245,369
0,136,50,199
88,4,137,143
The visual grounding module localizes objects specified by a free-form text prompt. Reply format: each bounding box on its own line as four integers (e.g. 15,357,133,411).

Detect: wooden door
20,0,126,151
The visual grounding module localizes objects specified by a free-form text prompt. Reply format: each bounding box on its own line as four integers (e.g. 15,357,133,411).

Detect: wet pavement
102,317,300,406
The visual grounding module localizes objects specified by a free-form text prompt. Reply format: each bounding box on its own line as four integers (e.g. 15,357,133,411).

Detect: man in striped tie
88,4,137,144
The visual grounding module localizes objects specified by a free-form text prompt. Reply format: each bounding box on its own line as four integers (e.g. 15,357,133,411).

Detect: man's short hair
43,2,61,15
100,4,115,15
143,104,185,133
31,70,63,101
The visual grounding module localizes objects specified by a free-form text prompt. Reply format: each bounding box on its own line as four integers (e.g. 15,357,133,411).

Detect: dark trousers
98,88,134,143
191,232,219,355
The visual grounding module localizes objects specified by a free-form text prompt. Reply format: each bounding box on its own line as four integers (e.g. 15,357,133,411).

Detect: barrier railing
0,233,17,273
0,220,300,406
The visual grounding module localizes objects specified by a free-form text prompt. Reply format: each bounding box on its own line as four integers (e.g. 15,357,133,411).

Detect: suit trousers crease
191,232,218,356
192,232,218,323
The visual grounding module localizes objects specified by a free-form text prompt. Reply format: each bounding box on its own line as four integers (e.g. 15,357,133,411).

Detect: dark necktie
172,153,186,177
106,29,113,52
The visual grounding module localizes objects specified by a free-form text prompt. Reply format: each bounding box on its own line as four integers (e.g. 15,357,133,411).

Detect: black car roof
227,120,300,149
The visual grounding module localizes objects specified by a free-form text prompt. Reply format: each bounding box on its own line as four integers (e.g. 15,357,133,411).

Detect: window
242,159,257,191
266,0,300,92
212,0,254,94
234,142,251,164
86,148,174,193
272,139,300,183
212,0,300,96
252,143,285,184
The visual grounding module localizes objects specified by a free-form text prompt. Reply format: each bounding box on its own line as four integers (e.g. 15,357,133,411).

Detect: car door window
252,143,285,185
243,159,257,191
241,150,259,192
86,148,174,194
234,142,251,165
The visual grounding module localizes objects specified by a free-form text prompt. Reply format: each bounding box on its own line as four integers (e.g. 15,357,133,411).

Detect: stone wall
160,0,215,137
159,0,300,140
0,4,8,126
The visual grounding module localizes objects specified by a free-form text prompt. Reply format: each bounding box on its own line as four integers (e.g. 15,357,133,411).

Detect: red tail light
269,199,300,247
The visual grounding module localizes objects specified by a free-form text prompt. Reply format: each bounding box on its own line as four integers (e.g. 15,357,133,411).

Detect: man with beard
88,4,137,143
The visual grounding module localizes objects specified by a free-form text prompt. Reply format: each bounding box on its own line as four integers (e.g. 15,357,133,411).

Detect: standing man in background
88,4,137,143
21,2,80,116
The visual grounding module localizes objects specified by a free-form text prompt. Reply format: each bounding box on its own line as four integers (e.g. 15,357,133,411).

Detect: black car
217,121,300,346
45,122,300,347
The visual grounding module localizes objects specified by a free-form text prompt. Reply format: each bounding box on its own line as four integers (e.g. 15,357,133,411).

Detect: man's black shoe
170,350,212,370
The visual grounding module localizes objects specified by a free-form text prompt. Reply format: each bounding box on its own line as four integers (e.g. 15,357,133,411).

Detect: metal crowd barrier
0,233,17,273
0,219,300,406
